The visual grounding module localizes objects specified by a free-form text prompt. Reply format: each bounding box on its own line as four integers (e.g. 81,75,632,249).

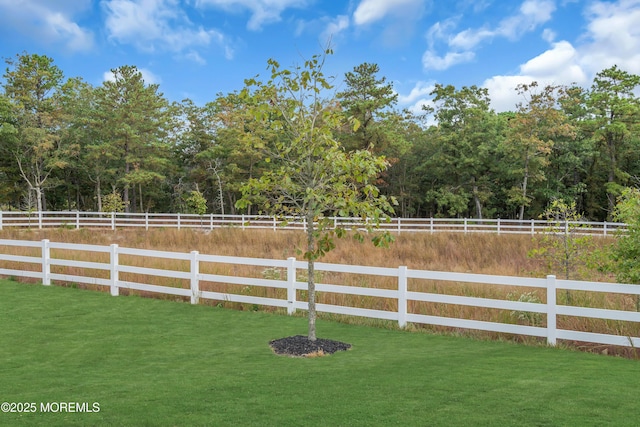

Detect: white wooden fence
2,238,640,348
0,211,626,236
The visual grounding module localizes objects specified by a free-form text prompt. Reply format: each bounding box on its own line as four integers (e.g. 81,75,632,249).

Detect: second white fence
0,211,626,236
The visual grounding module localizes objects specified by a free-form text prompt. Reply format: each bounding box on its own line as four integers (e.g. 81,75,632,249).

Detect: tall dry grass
2,227,636,356
0,227,599,274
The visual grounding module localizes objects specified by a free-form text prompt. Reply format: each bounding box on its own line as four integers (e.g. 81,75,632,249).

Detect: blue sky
0,0,639,113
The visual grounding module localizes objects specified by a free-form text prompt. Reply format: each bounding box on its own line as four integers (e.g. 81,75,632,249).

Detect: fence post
287,257,297,315
177,213,181,230
41,239,50,285
190,251,199,304
210,213,214,231
110,244,119,296
38,211,43,230
0,211,3,230
603,221,607,237
76,211,80,229
531,219,535,235
497,218,500,235
430,217,433,234
111,212,115,230
398,266,408,328
145,212,149,231
546,274,557,346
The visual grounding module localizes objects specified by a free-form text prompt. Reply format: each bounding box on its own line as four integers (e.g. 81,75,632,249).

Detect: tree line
1,52,639,221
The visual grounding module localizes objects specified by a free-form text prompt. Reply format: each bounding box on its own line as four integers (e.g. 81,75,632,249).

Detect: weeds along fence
0,211,626,236
2,238,640,349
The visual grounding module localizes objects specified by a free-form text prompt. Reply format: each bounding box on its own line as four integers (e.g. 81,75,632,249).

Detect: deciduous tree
425,84,501,218
236,50,396,341
504,83,575,220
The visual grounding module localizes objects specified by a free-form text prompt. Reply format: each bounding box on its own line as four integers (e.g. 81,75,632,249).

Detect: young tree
529,199,595,304
184,189,207,215
607,188,640,310
236,50,396,341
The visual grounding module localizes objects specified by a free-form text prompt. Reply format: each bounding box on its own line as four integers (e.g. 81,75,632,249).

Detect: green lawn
1,280,639,426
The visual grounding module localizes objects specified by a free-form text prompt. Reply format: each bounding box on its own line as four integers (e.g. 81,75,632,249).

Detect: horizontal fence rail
1,239,640,349
0,211,627,236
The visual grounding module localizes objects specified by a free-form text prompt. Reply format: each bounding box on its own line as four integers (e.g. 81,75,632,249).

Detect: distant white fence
0,211,626,236
1,238,640,348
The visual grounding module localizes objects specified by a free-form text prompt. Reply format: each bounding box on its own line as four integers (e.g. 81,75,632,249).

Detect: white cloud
353,0,426,26
184,51,207,65
195,0,308,31
498,0,555,39
449,0,555,50
321,15,350,43
352,0,427,46
541,28,556,42
424,0,556,72
579,0,640,75
448,28,494,51
103,67,161,85
425,18,458,47
520,41,586,81
483,74,534,112
102,0,234,61
0,0,94,52
396,80,437,120
422,50,475,71
483,40,588,112
397,80,434,104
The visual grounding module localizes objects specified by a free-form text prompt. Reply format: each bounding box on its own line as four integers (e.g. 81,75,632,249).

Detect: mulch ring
269,335,352,357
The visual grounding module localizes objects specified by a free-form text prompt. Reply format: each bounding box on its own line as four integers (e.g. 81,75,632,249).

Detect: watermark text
1,401,100,413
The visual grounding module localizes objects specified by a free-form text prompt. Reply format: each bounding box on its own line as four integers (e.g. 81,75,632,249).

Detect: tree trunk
214,168,225,216
35,185,43,213
123,138,130,213
123,183,130,213
96,178,102,212
472,180,483,220
139,184,143,213
607,134,617,217
306,211,317,342
519,157,530,221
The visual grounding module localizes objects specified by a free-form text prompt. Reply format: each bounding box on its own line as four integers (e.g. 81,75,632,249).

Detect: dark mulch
269,335,352,357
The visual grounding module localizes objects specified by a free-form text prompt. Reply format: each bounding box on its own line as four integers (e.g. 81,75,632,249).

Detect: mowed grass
1,280,639,426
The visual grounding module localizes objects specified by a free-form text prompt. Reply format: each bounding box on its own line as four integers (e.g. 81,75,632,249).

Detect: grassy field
1,279,639,426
